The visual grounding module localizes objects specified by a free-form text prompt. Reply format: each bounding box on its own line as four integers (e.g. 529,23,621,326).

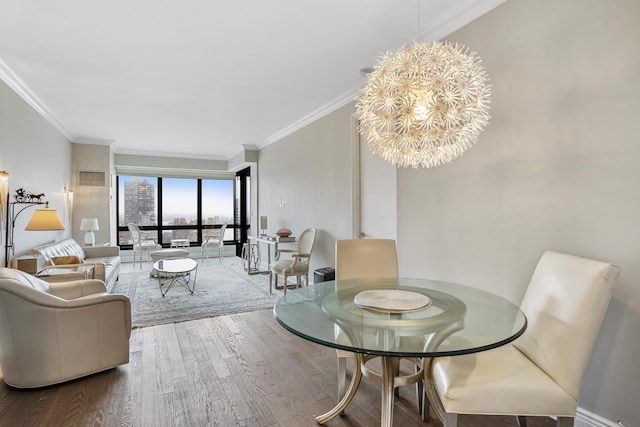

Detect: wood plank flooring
0,309,556,427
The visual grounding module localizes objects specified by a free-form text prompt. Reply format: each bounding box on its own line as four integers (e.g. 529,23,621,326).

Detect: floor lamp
4,188,65,267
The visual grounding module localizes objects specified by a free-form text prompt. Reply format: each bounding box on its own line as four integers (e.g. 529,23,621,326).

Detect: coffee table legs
157,268,198,296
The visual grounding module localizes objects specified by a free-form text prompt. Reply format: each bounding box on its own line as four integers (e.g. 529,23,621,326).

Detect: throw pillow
51,255,84,265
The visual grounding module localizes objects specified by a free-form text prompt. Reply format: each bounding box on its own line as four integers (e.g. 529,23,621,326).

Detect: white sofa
27,238,121,292
0,267,131,388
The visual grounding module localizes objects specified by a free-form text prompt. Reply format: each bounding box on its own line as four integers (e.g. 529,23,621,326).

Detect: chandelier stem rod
417,0,421,43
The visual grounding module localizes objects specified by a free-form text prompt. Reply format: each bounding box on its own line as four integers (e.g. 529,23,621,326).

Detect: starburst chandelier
356,41,492,168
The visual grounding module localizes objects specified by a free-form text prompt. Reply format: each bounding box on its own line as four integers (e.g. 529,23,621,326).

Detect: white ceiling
0,0,504,160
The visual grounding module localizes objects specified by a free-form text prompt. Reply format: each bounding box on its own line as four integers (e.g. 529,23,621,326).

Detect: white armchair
426,251,620,427
201,223,227,262
0,267,131,388
128,223,161,268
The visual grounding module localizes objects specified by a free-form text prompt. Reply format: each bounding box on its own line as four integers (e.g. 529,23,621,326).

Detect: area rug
111,257,279,328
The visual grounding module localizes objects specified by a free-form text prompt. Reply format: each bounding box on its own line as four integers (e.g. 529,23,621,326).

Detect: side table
15,254,45,274
170,239,190,248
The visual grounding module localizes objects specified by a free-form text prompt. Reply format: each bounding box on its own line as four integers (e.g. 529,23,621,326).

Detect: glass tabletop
153,257,197,274
274,278,527,357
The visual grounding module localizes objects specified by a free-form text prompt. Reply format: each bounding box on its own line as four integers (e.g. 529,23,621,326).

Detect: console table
247,236,297,275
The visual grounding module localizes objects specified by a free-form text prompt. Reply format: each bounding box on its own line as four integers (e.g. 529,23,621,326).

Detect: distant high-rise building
123,178,156,225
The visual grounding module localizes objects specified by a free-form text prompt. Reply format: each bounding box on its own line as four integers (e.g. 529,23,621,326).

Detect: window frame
116,175,236,249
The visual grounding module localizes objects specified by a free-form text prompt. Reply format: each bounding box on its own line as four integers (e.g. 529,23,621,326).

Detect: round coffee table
152,257,198,297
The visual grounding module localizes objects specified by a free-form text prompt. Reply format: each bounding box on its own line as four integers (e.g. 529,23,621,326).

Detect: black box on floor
314,267,335,283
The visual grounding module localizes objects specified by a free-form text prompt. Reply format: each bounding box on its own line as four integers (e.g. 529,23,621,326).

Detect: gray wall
0,80,72,266
259,0,638,424
397,0,639,424
258,102,355,273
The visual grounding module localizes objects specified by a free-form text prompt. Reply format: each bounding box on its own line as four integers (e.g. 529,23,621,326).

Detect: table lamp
260,216,268,236
80,218,99,246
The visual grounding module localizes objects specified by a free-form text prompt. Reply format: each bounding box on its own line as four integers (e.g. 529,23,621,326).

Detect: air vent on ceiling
78,171,106,186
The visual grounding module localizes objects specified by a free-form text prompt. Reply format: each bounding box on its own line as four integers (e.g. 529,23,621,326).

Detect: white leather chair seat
432,343,576,417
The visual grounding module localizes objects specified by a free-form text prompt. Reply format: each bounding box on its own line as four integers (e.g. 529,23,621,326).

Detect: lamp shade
25,205,65,231
80,218,100,231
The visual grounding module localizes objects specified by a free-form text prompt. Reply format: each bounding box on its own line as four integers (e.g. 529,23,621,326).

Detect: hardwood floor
0,309,556,426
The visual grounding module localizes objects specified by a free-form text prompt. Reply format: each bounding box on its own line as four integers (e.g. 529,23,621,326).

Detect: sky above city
118,176,234,221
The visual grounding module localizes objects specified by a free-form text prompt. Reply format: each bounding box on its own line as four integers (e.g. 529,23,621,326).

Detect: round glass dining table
273,277,527,427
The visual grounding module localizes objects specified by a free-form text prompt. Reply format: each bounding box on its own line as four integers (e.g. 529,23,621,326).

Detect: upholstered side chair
0,268,131,388
426,250,619,427
269,227,317,295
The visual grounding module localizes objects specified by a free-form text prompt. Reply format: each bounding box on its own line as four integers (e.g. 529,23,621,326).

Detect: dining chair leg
557,417,574,427
393,358,400,397
269,271,273,293
415,363,423,415
283,274,287,295
443,412,458,427
421,377,430,421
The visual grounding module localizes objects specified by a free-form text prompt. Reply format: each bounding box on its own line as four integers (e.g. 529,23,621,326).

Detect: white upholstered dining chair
201,223,227,262
269,227,317,295
127,223,161,268
426,250,619,427
334,239,422,410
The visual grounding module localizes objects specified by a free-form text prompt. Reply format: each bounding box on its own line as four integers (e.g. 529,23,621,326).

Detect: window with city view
117,175,235,247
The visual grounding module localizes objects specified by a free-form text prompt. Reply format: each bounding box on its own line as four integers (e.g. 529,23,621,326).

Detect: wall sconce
4,188,65,266
80,217,99,246
0,171,9,240
64,186,74,221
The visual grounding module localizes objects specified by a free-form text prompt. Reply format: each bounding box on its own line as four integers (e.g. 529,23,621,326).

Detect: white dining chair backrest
514,251,619,399
335,239,398,281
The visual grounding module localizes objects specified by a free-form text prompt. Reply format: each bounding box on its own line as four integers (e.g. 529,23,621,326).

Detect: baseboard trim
575,407,618,427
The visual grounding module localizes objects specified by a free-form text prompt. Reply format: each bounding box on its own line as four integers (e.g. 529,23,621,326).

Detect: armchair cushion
48,279,107,300
51,255,84,265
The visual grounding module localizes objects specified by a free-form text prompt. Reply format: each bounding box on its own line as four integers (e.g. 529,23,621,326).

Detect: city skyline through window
117,175,235,246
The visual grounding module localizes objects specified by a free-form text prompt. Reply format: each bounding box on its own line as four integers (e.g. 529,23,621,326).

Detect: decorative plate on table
354,289,431,313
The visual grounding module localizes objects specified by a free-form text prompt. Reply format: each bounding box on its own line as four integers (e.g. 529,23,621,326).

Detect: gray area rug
112,257,278,328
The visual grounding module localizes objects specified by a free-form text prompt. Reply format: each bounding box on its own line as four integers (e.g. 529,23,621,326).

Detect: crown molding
421,0,507,42
259,0,506,149
259,87,359,148
0,57,75,141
